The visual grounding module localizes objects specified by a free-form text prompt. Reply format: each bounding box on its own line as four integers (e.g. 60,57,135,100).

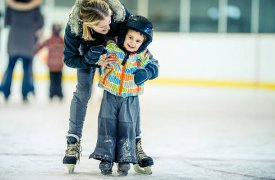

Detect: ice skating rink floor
0,81,275,180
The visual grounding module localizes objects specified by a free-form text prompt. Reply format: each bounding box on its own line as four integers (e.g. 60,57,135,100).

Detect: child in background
36,23,64,100
90,15,158,176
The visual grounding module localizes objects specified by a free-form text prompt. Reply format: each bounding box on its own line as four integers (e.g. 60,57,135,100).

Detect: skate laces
66,142,82,162
136,140,148,160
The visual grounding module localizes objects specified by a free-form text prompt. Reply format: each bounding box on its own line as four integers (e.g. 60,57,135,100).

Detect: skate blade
117,170,128,176
64,164,75,174
133,164,152,175
101,173,113,176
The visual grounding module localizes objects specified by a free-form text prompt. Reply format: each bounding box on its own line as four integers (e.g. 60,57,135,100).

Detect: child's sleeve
96,53,107,67
140,49,159,80
140,50,152,68
147,49,159,68
35,39,48,54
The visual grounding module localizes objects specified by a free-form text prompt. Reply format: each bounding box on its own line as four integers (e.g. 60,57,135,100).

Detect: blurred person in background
0,11,2,51
62,0,158,175
0,0,44,103
35,23,64,101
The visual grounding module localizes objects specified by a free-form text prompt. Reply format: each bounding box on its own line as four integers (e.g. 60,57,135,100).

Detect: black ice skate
133,138,153,175
99,160,113,176
63,135,81,173
117,163,130,176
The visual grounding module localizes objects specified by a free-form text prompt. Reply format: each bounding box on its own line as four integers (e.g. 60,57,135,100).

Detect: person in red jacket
36,23,64,100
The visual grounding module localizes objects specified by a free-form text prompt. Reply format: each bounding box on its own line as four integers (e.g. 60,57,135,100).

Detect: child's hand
134,64,158,85
101,53,117,68
134,69,149,85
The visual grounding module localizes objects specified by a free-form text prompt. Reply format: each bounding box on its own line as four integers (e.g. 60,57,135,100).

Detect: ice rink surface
0,81,275,180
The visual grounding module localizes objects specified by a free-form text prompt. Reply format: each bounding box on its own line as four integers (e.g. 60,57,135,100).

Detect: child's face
123,29,145,52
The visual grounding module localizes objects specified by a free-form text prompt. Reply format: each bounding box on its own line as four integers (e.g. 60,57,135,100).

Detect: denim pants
90,90,138,163
67,68,95,138
67,68,141,139
0,55,34,98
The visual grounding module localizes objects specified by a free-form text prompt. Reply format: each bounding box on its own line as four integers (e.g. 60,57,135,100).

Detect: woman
62,0,158,174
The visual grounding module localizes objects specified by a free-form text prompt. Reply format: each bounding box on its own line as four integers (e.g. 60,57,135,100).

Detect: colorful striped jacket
36,35,64,72
98,40,152,97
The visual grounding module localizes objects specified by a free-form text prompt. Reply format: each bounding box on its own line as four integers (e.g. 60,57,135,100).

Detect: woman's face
90,16,111,35
123,29,145,52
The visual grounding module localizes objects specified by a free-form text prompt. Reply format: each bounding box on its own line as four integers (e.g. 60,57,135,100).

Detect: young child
89,15,158,176
36,23,64,100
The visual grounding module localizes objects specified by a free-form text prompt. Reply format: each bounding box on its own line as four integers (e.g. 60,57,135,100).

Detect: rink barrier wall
0,73,274,90
1,29,275,91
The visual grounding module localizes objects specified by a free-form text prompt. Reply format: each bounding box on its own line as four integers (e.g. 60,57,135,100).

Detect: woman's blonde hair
80,0,112,41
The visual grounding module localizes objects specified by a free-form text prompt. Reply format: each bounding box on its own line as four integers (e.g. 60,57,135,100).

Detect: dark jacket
5,7,44,57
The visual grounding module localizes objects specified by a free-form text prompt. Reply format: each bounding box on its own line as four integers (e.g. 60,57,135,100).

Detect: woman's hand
84,45,106,66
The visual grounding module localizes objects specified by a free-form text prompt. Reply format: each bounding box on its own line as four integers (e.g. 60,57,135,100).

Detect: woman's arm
6,0,42,11
64,24,90,69
64,24,105,68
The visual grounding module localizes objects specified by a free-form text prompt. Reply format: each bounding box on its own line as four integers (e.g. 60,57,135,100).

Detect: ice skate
99,160,113,176
134,138,153,175
117,163,130,176
63,135,81,174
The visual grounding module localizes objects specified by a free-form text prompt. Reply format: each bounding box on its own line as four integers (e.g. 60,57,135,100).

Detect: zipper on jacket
118,54,129,96
121,54,129,66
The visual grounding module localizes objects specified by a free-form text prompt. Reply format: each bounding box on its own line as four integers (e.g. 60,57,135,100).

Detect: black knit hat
52,23,62,36
118,15,153,53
